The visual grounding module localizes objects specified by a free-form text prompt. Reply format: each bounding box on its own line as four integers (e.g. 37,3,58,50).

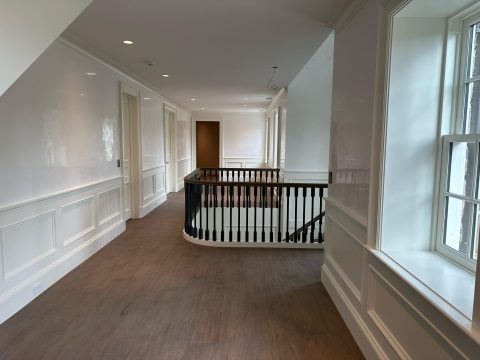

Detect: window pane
468,22,480,79
448,141,475,197
444,197,472,256
463,81,480,134
473,206,479,260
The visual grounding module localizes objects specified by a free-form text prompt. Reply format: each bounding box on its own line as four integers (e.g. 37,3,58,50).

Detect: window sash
437,135,480,272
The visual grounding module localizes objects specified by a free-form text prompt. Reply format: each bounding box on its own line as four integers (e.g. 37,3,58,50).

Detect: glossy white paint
382,18,446,251
328,0,378,220
0,37,191,323
285,32,334,173
0,0,93,97
0,177,125,324
323,0,480,358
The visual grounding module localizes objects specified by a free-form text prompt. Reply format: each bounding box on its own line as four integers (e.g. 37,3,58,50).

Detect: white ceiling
398,0,477,18
64,0,346,112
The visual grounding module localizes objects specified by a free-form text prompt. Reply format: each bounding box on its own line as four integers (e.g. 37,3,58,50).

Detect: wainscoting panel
141,166,167,217
0,176,125,324
176,158,192,191
98,187,121,228
223,157,265,169
322,198,480,360
1,210,56,280
61,196,95,246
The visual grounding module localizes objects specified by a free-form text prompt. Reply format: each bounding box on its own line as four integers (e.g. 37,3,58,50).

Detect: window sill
373,250,477,332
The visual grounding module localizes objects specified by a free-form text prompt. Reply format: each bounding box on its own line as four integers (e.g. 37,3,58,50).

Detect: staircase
183,168,327,248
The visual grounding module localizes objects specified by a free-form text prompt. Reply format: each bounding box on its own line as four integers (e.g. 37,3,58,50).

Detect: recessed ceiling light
161,74,170,78
201,107,206,110
143,97,151,100
243,104,248,107
191,98,196,101
123,40,134,45
85,72,96,76
244,97,248,100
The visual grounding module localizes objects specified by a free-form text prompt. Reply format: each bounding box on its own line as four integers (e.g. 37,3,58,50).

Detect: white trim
322,263,388,360
183,230,323,249
327,0,368,31
0,176,122,215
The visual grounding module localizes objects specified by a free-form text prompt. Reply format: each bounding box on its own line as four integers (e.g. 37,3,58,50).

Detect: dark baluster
270,186,274,242
237,185,241,242
221,185,225,242
245,186,250,242
294,187,298,242
229,185,233,242
193,184,198,237
205,184,210,240
310,187,316,243
254,186,258,242
213,185,217,241
185,182,189,234
286,187,290,242
319,187,324,242
262,186,266,242
302,187,307,243
277,186,282,242
199,184,203,240
203,168,207,180
248,170,251,183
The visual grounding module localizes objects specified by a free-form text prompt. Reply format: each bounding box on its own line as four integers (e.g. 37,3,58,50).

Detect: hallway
0,191,363,360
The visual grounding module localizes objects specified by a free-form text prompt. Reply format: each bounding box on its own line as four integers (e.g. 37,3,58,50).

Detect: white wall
382,18,446,251
0,38,188,323
176,109,193,190
0,0,94,97
322,1,480,359
192,112,266,168
285,32,334,177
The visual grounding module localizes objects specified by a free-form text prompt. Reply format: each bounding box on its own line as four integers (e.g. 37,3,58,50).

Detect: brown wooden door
196,121,220,168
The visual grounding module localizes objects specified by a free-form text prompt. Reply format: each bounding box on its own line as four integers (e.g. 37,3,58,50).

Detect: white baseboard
322,263,387,360
0,219,125,324
140,193,167,218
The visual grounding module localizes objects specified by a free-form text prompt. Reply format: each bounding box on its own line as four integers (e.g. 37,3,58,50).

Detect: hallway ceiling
64,0,346,112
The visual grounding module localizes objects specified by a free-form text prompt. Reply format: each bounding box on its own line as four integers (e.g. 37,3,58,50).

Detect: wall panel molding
0,177,125,324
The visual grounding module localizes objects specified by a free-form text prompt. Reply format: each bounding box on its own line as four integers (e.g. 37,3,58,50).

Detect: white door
165,112,172,193
122,94,133,220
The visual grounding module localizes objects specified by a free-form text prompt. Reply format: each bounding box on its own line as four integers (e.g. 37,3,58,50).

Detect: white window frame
436,10,480,272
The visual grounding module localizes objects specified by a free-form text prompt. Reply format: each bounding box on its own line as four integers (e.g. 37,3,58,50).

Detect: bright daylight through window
438,18,480,271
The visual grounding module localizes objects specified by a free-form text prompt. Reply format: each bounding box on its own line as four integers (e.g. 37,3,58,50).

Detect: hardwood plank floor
0,191,364,360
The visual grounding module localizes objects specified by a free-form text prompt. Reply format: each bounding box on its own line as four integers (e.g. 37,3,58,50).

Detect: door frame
192,117,223,169
164,104,177,193
120,82,142,219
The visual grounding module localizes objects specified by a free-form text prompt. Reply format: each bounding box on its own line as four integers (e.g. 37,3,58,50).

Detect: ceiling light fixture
267,66,279,90
123,40,134,45
201,107,206,110
191,98,196,101
85,72,96,76
161,74,170,78
143,97,151,100
243,104,248,107
244,97,248,100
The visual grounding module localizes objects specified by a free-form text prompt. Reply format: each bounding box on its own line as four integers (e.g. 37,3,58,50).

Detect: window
437,16,480,271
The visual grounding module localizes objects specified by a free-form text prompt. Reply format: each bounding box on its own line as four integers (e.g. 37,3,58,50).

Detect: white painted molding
327,0,368,31
0,176,122,214
183,230,324,249
322,263,388,360
325,197,368,228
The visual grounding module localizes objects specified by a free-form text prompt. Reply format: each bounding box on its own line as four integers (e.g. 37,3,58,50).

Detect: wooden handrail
288,211,325,242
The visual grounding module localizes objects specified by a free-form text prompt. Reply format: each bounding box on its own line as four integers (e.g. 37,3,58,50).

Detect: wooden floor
0,191,363,360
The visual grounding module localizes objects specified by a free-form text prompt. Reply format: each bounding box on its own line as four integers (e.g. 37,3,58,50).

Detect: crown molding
327,0,368,31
